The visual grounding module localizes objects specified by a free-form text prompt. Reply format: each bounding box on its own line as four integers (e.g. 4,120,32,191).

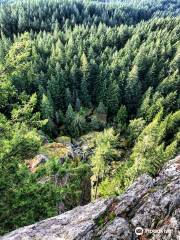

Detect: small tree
96,102,107,114
75,97,81,112
65,104,75,136
90,129,118,199
128,118,146,144
115,105,128,132
65,104,75,125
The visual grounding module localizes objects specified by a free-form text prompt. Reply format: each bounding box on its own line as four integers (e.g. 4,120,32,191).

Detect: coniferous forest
0,0,180,235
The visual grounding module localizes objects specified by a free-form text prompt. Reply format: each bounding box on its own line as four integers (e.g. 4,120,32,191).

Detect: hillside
0,0,179,236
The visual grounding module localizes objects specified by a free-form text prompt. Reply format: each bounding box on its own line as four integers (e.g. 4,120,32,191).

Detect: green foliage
0,169,60,235
65,104,75,136
80,52,91,106
128,118,146,144
0,0,179,235
41,94,56,135
96,102,107,114
0,0,178,38
125,65,142,113
65,105,87,137
115,105,128,132
0,113,90,235
5,33,38,93
99,110,179,197
0,123,41,162
0,16,179,134
0,52,15,109
0,118,43,234
106,80,119,115
125,109,179,185
72,113,87,137
91,128,119,199
43,158,91,209
90,115,106,131
12,93,47,128
98,160,132,197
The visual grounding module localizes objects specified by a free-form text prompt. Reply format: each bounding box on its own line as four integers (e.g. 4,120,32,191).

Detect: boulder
27,154,49,172
40,143,74,161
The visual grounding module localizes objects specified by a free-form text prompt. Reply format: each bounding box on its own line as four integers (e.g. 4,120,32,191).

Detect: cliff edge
1,155,180,240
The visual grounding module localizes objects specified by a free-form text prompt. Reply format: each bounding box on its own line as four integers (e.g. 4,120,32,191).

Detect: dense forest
0,0,180,235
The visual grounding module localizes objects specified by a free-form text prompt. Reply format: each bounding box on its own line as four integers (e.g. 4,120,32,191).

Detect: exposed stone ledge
1,155,180,240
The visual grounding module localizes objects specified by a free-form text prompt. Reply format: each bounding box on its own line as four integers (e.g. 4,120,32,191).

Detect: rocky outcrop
1,155,180,240
28,140,93,172
27,154,49,172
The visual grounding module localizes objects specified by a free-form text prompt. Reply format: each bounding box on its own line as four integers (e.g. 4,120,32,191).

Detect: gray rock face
100,218,132,240
1,155,180,240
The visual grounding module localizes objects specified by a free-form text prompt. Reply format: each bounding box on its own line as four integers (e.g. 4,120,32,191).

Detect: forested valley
0,0,179,235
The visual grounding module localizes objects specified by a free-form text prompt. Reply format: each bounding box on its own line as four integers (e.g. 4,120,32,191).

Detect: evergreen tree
96,102,107,114
41,94,54,120
5,33,38,93
65,104,75,136
47,70,65,111
125,65,142,114
106,80,119,115
75,97,81,112
91,129,118,199
65,88,72,109
11,93,47,128
41,94,56,135
80,53,91,106
115,105,128,132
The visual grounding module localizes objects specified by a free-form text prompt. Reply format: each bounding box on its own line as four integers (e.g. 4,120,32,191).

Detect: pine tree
96,102,107,114
47,67,65,111
0,65,14,110
65,104,75,135
75,97,81,112
90,129,118,199
80,53,91,107
11,93,47,128
115,105,128,132
106,80,119,115
41,94,55,135
65,88,72,109
41,94,54,120
125,65,142,114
